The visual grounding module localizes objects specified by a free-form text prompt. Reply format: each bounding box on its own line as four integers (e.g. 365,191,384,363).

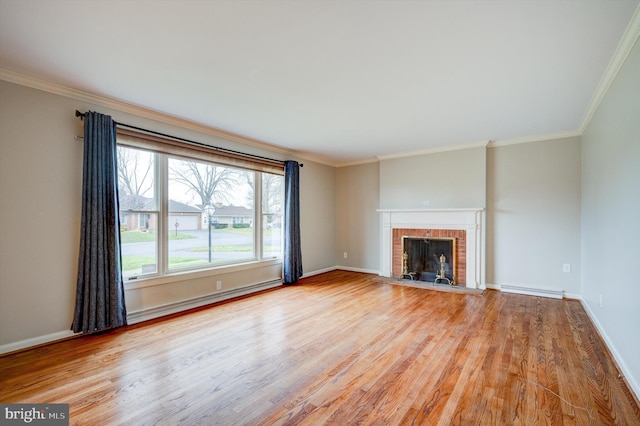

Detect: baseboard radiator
127,279,283,325
500,284,563,299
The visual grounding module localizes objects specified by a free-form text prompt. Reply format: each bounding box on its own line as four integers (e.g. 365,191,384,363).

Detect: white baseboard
580,299,640,402
301,266,337,278
302,266,380,278
563,291,582,300
127,279,282,324
0,330,76,355
336,266,380,275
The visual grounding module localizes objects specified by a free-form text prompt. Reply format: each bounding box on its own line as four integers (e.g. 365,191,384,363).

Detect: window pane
117,146,155,211
120,213,158,279
117,146,157,279
262,173,283,259
168,158,255,270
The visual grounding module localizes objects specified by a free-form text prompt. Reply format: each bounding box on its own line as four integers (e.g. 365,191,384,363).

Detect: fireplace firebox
402,237,455,284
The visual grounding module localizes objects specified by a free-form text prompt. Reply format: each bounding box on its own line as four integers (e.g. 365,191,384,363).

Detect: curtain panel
71,111,127,333
283,161,303,283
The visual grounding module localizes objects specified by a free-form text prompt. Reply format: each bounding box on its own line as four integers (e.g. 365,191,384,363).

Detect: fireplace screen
402,237,455,284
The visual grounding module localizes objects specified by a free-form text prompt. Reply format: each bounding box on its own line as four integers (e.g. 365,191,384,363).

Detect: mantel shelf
377,208,485,213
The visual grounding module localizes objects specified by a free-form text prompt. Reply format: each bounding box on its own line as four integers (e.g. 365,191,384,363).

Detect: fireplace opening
402,237,455,284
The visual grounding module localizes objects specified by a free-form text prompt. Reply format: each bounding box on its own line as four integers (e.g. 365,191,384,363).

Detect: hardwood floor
1,270,639,425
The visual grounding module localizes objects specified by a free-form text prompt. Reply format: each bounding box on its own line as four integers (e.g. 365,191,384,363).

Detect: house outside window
137,213,151,230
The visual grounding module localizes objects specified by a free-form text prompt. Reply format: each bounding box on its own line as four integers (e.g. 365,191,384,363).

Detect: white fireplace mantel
378,208,486,289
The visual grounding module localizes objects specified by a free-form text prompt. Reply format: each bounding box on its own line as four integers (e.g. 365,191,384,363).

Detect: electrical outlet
343,252,348,259
599,294,603,308
216,280,222,290
562,264,571,273
422,201,431,206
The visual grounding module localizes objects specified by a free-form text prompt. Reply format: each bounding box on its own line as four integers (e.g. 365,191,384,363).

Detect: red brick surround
392,228,466,284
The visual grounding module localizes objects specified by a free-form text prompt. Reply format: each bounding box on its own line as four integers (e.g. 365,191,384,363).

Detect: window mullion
158,154,168,274
255,172,262,260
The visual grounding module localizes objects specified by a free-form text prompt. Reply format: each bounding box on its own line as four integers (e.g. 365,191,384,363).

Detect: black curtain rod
75,110,302,167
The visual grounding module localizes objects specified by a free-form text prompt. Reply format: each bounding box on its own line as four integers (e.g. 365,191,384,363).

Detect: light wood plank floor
1,271,639,425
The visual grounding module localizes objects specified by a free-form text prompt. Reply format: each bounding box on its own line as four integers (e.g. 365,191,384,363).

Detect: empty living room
1,1,639,424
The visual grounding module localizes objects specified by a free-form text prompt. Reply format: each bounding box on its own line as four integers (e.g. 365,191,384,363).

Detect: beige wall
0,80,82,347
486,137,582,295
379,146,486,209
299,160,337,275
581,37,640,395
337,137,583,297
335,162,380,272
0,80,337,350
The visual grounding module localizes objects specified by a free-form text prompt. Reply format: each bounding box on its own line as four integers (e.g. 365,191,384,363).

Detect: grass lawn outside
190,245,251,252
121,228,274,243
121,230,196,243
122,256,201,272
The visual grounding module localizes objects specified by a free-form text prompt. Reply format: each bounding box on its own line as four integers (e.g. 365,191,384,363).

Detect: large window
117,140,283,281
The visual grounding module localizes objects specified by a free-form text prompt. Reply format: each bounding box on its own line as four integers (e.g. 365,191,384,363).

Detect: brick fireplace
379,209,485,289
393,228,466,284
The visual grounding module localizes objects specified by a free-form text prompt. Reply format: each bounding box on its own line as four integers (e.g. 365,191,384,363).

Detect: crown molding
0,68,335,167
579,3,640,133
487,131,581,148
376,140,489,161
335,157,381,168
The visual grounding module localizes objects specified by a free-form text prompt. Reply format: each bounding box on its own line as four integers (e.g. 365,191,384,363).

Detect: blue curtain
283,161,303,283
71,111,127,333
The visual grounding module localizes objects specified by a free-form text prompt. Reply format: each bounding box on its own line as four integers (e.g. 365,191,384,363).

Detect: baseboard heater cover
127,279,283,324
500,284,563,299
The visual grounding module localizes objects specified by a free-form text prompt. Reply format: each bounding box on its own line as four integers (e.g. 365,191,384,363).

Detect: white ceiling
1,0,638,166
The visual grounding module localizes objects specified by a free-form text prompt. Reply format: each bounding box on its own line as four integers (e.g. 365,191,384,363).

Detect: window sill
124,258,282,290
